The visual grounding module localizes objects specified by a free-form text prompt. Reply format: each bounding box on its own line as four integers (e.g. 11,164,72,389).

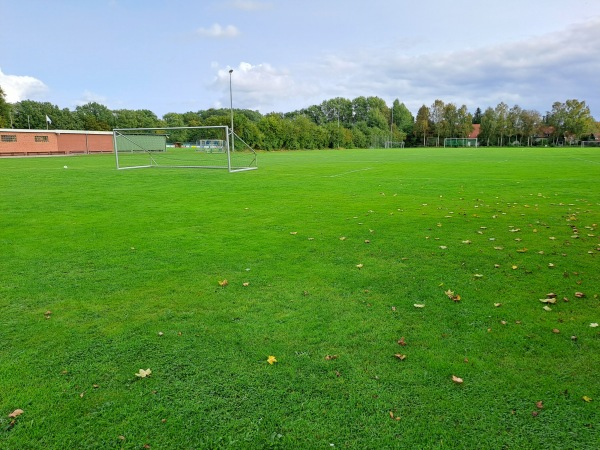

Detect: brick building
0,129,114,156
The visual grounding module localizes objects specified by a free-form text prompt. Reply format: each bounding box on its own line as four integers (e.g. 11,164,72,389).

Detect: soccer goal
113,125,257,172
444,138,478,148
581,140,600,147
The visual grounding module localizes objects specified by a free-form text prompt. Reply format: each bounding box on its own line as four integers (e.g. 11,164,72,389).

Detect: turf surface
0,148,599,449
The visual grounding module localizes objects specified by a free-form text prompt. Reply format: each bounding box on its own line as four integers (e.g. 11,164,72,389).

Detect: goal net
444,137,478,148
113,126,257,172
581,140,600,147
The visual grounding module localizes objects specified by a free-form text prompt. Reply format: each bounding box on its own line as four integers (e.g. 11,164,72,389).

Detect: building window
35,136,49,143
1,135,17,142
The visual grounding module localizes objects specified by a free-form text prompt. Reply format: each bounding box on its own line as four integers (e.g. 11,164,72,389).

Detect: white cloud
306,17,600,115
74,90,107,107
0,68,47,103
213,62,318,112
195,24,240,38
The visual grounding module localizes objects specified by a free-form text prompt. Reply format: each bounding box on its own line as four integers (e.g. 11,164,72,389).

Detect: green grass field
1,148,599,449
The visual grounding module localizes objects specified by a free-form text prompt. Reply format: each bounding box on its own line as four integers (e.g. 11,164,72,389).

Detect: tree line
1,85,597,149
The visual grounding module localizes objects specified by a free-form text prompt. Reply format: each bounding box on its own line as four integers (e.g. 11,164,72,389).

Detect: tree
506,105,523,145
392,100,414,137
547,99,594,144
430,99,445,146
0,86,11,128
413,105,430,146
75,102,115,130
519,109,542,146
472,107,482,124
494,102,509,146
479,107,497,146
456,105,474,138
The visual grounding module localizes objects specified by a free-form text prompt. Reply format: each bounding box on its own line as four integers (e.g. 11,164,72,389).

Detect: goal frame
580,140,600,147
443,137,478,148
113,125,257,172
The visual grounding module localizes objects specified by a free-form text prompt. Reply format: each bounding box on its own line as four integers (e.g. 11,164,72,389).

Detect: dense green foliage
0,148,599,448
1,81,598,149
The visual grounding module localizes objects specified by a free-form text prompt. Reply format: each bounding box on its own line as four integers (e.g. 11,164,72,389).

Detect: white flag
45,115,52,124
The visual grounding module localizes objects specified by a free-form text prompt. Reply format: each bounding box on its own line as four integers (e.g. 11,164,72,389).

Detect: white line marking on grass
327,167,373,178
572,157,600,165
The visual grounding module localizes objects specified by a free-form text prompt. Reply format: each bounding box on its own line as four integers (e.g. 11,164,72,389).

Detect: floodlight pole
229,69,235,153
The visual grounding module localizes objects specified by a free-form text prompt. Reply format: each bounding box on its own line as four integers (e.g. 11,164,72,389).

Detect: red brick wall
0,131,114,156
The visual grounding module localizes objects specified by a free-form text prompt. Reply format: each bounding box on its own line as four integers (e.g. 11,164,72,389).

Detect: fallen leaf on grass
242,282,250,287
451,375,464,384
135,368,152,378
8,409,24,418
397,337,406,346
267,355,277,365
218,279,228,287
539,298,557,304
536,401,544,409
590,323,599,328
356,263,363,269
325,355,338,360
394,354,407,360
582,396,593,402
552,328,560,334
494,303,502,307
575,292,585,298
289,231,298,235
445,289,461,302
413,304,425,308
389,411,401,421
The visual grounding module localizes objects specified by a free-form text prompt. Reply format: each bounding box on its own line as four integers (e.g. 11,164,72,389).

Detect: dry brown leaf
8,409,24,418
394,353,407,360
218,279,228,287
325,354,338,360
451,375,464,384
575,292,585,298
552,328,560,334
539,298,557,304
536,401,544,409
397,337,406,346
389,411,401,421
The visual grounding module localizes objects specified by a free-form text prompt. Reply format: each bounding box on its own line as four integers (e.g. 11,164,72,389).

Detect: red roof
468,124,480,139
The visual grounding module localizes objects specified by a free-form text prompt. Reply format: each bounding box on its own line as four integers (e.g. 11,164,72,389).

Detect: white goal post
113,125,257,172
443,137,478,148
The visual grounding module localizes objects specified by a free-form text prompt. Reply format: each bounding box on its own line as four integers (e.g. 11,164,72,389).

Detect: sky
1,0,600,119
